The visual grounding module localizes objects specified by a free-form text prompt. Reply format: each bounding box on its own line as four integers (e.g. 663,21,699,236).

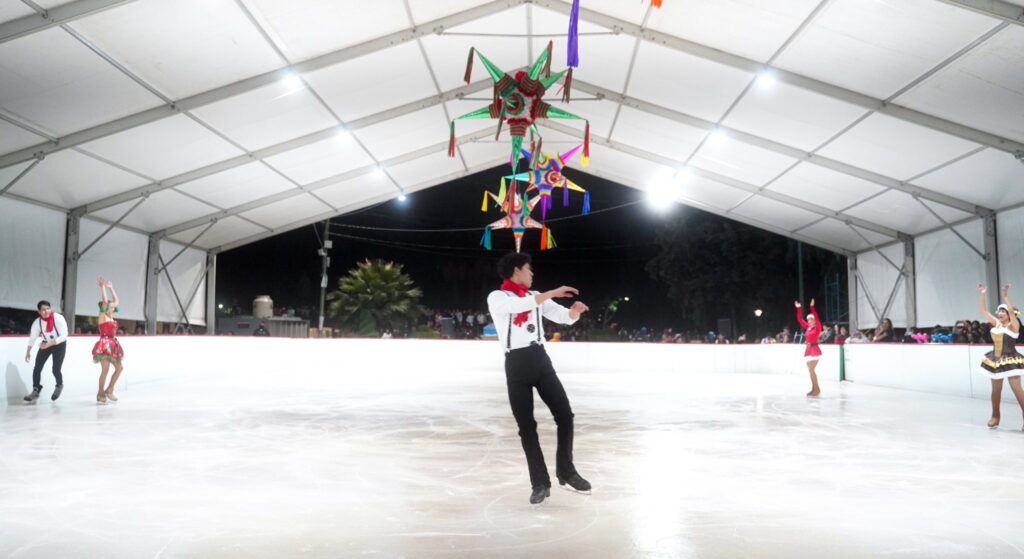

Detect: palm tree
327,259,425,336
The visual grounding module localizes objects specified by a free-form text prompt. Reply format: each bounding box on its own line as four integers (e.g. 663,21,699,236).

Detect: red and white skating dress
796,304,822,363
92,320,124,364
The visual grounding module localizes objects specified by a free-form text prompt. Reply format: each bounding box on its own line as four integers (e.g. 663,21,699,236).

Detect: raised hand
97,276,105,287
1003,284,1011,297
978,283,987,295
549,286,579,299
810,298,815,307
794,300,801,308
570,302,590,314
105,280,114,289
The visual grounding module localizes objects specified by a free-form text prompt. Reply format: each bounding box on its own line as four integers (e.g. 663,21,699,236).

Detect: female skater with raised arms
795,298,822,397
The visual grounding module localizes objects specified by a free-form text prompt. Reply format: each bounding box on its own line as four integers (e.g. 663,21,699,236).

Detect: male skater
24,300,68,402
487,252,591,504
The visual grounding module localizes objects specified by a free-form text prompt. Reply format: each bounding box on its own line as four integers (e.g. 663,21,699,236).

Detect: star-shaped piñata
480,188,555,253
449,41,590,181
505,144,589,220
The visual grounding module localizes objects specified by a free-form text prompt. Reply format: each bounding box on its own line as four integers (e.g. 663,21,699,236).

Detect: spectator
846,329,869,344
872,318,894,343
382,330,392,339
715,333,730,344
835,326,848,345
253,322,270,337
819,325,834,344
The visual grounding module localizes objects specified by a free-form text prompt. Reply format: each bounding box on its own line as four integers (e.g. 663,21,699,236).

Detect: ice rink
2,339,1024,558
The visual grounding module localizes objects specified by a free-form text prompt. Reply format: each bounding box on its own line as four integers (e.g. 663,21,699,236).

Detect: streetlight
217,303,223,310
754,309,763,341
754,309,762,317
624,296,630,302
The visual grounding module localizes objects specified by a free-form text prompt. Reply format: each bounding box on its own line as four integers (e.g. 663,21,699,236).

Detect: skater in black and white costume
487,251,591,505
24,300,68,403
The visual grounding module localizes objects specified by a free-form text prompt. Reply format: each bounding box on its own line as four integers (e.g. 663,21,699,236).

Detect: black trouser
32,343,65,390
504,345,576,488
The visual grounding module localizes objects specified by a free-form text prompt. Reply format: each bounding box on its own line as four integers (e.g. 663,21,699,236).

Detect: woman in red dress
795,298,822,397
92,277,125,404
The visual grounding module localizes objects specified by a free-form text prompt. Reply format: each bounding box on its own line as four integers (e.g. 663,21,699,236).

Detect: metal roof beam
0,0,138,44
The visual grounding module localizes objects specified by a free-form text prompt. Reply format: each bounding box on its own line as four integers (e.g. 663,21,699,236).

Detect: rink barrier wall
0,338,1008,407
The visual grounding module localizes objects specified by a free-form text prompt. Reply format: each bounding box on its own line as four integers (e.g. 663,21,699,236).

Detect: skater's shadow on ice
5,362,28,405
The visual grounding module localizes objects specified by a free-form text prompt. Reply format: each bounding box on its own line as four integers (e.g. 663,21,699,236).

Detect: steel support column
144,235,160,335
206,252,217,335
847,256,859,330
983,214,1000,311
62,214,81,334
903,239,917,328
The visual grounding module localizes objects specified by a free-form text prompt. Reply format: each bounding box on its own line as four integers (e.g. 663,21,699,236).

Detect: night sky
216,164,842,333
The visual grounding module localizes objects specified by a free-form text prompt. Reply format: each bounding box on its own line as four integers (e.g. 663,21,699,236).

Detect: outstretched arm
809,299,821,333
979,284,998,326
794,301,808,329
106,280,119,313
98,276,108,310
1003,284,1020,332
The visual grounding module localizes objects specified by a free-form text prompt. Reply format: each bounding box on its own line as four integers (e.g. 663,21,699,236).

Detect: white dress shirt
487,290,578,352
27,313,68,348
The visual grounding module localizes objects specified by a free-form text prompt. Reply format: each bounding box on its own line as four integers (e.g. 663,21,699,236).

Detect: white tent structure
1,0,1023,334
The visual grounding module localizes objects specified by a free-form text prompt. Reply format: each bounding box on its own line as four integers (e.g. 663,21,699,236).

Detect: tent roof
2,0,1023,257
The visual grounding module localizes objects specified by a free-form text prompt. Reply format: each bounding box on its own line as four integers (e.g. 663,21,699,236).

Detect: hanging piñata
449,41,590,182
480,187,556,253
505,145,590,220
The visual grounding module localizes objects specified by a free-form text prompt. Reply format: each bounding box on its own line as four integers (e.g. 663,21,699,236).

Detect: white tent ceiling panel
0,197,65,312
0,119,47,154
690,134,798,187
541,97,618,139
914,148,1024,209
76,218,148,321
773,0,999,99
628,40,754,122
157,241,206,326
646,0,821,63
190,80,337,151
766,161,886,212
314,173,396,209
896,26,1024,145
674,174,752,212
408,0,495,26
576,0,649,26
239,193,332,230
799,219,890,253
730,194,821,232
70,0,284,100
584,143,674,188
844,189,972,234
0,2,35,24
457,140,515,168
303,42,437,123
387,151,465,189
174,162,297,210
89,189,217,232
816,113,981,181
998,206,1024,294
611,106,706,163
421,7,529,93
168,216,264,249
262,134,373,185
241,0,409,62
353,105,449,161
914,219,986,326
530,6,634,93
8,149,147,208
0,27,162,136
79,114,244,180
722,78,868,152
855,243,906,328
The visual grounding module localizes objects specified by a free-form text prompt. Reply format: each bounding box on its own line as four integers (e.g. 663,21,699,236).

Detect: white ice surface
2,359,1024,558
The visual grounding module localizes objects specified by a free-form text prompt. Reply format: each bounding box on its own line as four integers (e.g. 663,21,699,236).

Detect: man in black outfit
487,252,591,504
24,300,69,403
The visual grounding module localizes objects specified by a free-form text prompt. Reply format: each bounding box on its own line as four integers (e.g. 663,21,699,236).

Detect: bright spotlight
754,309,763,317
647,177,676,209
708,127,728,145
281,71,304,91
218,303,224,310
624,297,630,302
755,69,776,90
398,193,407,202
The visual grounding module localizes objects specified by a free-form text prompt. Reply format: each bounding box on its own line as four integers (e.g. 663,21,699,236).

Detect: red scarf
500,279,532,326
41,313,55,333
